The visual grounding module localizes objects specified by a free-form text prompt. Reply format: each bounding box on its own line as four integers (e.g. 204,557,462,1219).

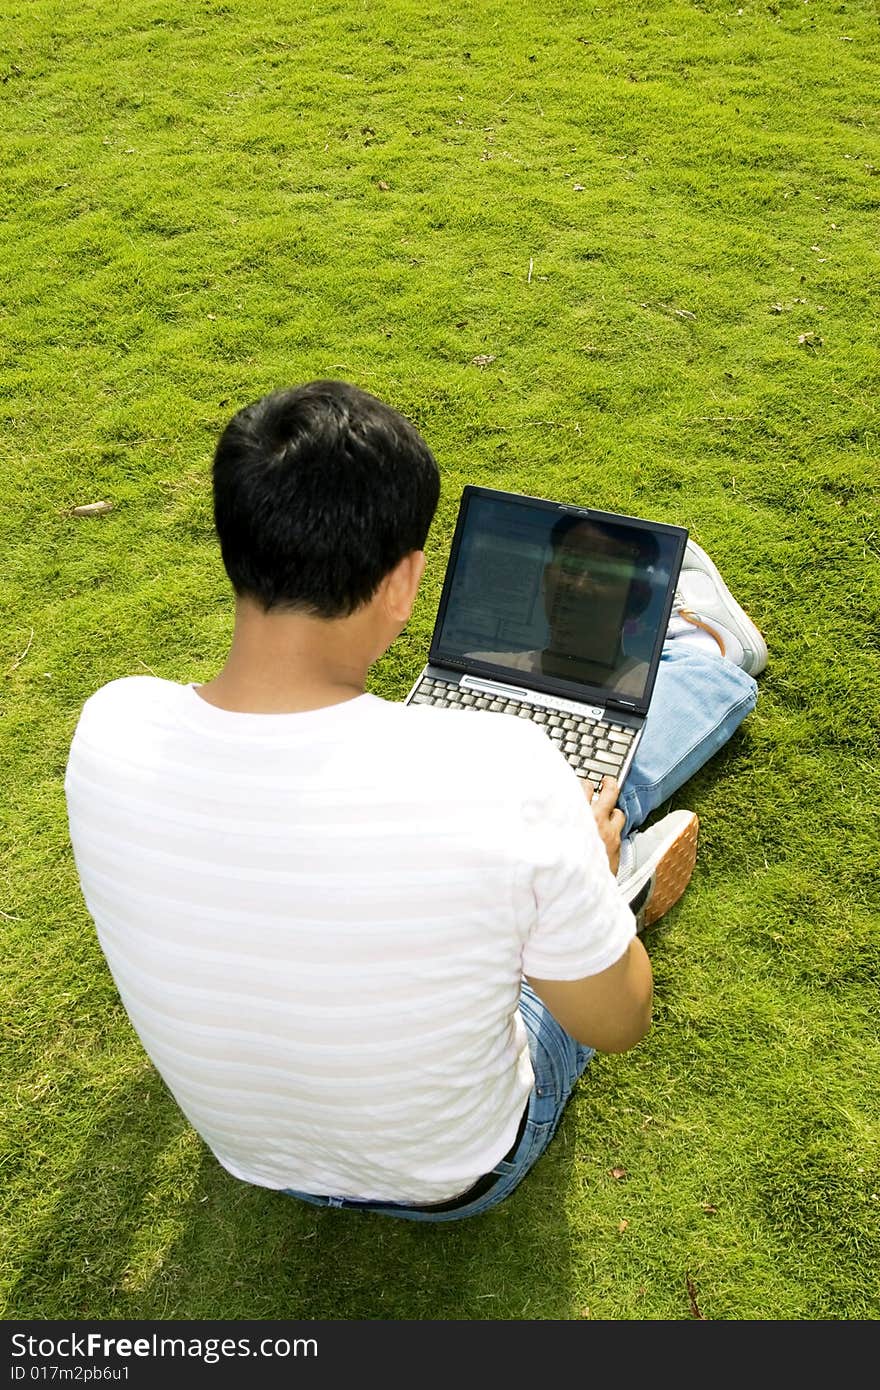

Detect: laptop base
406,666,643,792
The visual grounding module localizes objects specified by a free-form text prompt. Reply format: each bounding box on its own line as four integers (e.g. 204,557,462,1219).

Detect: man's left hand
587,776,625,876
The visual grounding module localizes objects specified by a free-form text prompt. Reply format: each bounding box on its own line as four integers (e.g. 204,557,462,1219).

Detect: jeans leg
517,980,594,1135
619,644,758,835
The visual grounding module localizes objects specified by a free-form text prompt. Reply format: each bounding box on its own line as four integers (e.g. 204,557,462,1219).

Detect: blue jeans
619,643,758,837
283,643,758,1221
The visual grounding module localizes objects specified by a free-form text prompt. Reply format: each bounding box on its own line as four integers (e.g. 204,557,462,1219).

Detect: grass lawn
2,0,878,1321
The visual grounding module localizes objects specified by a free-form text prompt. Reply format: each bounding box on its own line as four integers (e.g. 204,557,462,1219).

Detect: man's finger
593,775,620,807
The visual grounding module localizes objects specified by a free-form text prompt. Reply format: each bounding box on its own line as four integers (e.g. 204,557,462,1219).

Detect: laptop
405,486,688,793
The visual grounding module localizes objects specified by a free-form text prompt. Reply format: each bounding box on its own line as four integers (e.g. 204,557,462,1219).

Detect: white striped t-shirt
64,676,635,1204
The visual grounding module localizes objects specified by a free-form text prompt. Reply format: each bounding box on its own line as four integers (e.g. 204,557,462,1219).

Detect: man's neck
195,599,375,715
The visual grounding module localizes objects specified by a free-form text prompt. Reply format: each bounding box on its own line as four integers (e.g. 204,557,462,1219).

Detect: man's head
212,380,440,618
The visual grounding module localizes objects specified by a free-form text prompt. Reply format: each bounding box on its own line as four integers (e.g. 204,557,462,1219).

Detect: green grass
2,0,879,1321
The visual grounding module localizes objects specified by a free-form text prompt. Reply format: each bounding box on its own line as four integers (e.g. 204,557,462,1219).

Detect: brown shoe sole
640,813,700,929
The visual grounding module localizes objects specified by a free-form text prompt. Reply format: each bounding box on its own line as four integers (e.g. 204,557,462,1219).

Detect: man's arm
526,937,653,1052
526,775,653,1053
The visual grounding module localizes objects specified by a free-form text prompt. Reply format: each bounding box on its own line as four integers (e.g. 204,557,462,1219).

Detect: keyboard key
583,756,620,777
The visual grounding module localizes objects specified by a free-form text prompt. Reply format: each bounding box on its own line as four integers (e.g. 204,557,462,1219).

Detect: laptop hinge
459,675,606,722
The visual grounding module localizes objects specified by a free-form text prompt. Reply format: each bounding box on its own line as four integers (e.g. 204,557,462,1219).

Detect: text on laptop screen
433,494,681,703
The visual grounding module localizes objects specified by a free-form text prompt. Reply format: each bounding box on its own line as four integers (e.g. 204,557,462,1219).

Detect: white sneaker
617,809,699,932
673,539,768,676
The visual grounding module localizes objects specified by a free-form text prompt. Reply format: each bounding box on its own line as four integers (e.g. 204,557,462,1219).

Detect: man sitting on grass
64,380,767,1221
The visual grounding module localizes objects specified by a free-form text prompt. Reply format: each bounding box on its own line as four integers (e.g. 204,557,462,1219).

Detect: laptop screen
429,489,686,709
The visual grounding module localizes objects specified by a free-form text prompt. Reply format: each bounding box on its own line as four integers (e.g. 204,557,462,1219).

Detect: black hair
212,380,441,618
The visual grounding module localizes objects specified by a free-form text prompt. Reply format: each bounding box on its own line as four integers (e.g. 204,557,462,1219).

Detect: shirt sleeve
512,723,637,981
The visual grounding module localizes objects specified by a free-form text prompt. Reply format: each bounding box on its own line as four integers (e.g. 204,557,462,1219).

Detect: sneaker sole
681,539,768,676
638,812,700,930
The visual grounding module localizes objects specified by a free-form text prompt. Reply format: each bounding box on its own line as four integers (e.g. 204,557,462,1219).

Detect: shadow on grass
7,1068,584,1321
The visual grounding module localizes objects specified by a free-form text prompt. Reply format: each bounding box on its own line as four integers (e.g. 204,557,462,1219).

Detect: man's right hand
587,776,625,876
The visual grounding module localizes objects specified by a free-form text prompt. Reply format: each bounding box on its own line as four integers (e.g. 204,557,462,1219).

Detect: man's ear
382,550,426,623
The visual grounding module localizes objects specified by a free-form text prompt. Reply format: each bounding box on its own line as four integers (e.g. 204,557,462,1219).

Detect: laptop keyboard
409,677,635,789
